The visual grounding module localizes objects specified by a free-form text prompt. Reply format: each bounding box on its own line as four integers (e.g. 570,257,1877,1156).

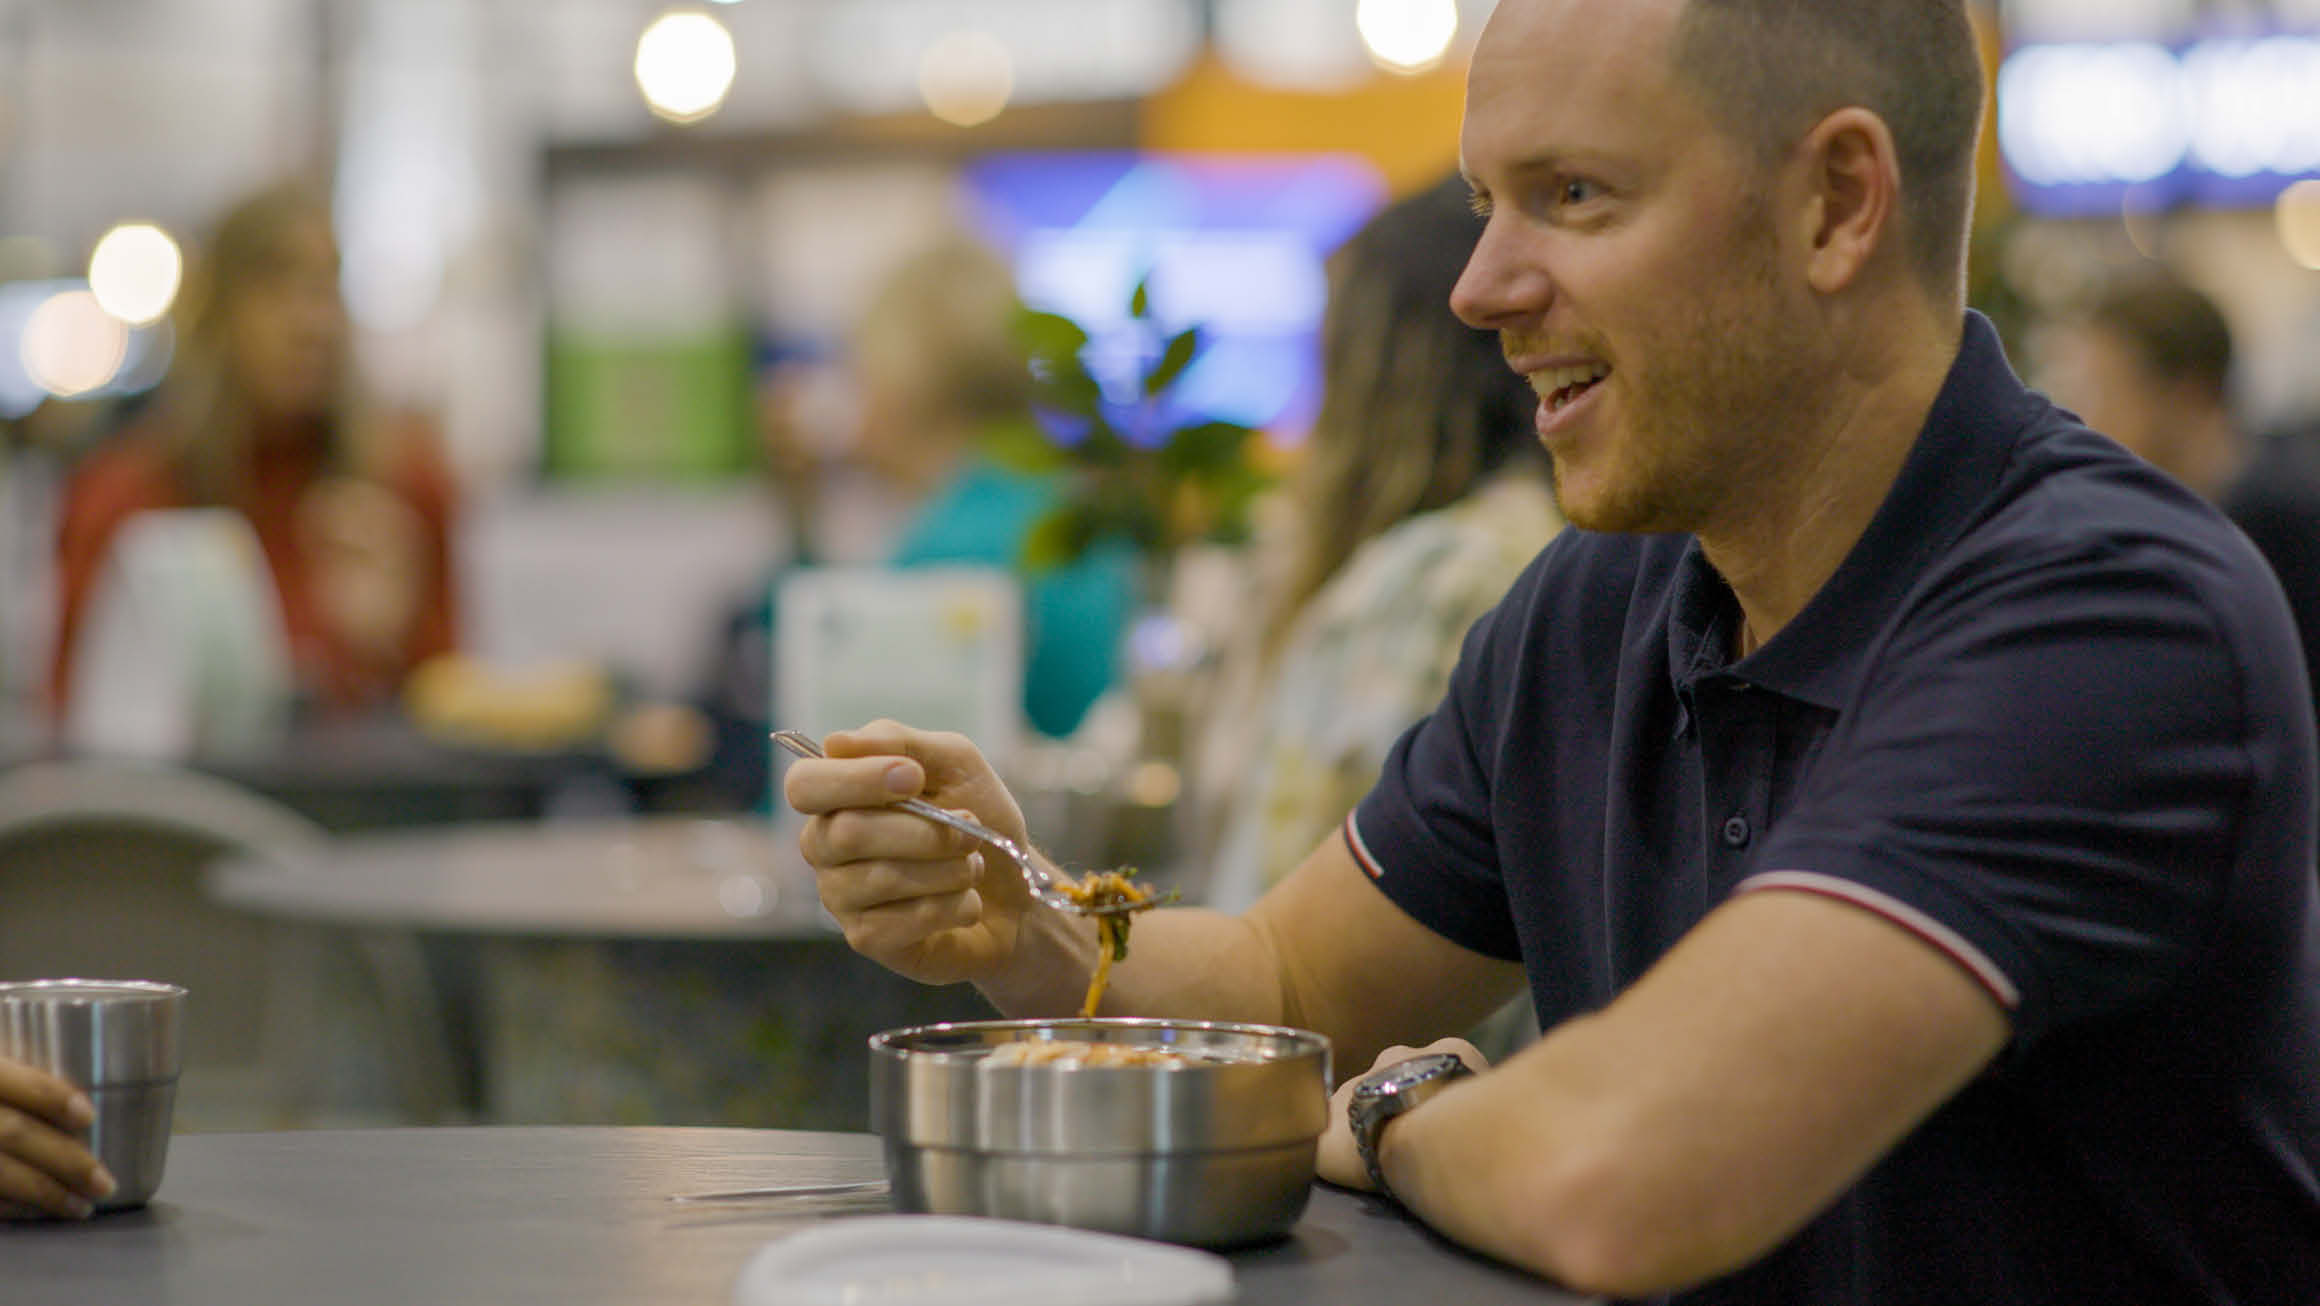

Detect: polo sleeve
1347,592,1526,962
1744,533,2292,1048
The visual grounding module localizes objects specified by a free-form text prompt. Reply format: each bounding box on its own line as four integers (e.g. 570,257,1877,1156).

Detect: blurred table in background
0,716,636,834
193,716,635,832
207,815,989,1131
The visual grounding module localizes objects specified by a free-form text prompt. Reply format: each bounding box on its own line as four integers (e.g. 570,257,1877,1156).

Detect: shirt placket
1690,677,1776,885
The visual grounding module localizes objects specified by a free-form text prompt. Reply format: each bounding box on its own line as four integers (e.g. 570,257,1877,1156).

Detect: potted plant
982,279,1271,578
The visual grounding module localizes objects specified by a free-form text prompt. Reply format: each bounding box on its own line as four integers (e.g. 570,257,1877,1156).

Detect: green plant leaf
1021,506,1097,572
1144,326,1202,398
1014,309,1089,362
1129,275,1153,320
1030,365,1105,420
1077,422,1134,469
1158,419,1254,478
979,415,1065,474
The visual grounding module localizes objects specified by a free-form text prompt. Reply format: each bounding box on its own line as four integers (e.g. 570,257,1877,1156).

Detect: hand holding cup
0,979,184,1219
0,1055,115,1219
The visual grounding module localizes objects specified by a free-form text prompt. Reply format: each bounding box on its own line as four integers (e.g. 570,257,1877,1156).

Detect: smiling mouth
1530,362,1609,413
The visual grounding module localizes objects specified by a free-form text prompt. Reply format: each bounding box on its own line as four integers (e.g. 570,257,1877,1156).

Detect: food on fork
1059,868,1163,1017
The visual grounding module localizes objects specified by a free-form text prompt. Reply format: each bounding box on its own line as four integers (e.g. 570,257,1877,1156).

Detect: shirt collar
1666,311,2044,709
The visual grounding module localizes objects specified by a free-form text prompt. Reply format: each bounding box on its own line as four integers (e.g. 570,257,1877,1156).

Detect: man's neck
1702,311,1961,655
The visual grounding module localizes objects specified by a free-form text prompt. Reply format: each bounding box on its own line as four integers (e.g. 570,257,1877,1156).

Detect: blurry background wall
1,0,2317,740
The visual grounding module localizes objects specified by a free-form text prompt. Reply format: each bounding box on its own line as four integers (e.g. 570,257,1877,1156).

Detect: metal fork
772,729,1158,919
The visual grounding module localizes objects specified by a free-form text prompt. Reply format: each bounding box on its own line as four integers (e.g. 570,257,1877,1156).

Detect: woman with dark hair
49,179,459,721
1190,173,1560,912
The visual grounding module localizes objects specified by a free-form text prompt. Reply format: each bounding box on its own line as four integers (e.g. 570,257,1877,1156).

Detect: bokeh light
86,222,184,326
1355,0,1459,75
918,30,1014,127
634,9,737,125
2279,180,2320,273
21,289,130,398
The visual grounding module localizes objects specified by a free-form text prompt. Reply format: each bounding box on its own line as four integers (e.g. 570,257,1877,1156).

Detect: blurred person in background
2037,271,2320,712
0,1054,114,1219
699,234,1133,806
855,233,1136,739
48,179,459,723
1191,173,1560,915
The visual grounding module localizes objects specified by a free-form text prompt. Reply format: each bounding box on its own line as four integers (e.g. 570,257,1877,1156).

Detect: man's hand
785,721,1046,987
1317,1037,1491,1191
0,1057,114,1220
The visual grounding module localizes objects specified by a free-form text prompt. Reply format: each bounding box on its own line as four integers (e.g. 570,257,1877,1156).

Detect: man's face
1451,0,1821,537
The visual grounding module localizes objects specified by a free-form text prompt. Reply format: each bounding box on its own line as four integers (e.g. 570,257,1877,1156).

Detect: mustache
1498,330,1607,364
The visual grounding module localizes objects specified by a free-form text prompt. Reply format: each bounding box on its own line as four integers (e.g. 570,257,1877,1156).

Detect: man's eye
1558,180,1599,207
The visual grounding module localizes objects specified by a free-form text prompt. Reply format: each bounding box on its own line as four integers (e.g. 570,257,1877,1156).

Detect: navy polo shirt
1350,313,2320,1304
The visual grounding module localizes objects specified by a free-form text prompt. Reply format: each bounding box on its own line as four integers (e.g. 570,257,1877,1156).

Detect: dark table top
3,1127,1592,1305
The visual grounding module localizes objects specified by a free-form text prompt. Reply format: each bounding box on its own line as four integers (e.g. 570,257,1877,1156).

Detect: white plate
732,1215,1235,1306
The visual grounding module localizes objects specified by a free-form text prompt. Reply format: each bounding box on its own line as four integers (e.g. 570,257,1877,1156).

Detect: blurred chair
0,759,462,1127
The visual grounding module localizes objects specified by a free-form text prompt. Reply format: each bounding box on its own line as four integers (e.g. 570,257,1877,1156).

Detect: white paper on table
774,565,1024,780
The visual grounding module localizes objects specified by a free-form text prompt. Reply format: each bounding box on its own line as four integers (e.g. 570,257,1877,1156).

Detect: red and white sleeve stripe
1736,869,2022,1010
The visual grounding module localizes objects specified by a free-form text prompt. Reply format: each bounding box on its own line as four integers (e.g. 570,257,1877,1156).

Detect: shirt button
1720,815,1752,848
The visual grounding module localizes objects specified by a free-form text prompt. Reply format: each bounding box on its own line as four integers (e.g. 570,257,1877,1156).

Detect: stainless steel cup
0,979,186,1210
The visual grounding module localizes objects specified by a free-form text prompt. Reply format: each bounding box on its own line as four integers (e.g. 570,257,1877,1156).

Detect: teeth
1528,362,1609,405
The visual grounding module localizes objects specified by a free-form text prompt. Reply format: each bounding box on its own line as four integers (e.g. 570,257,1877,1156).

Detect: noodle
1058,868,1158,1017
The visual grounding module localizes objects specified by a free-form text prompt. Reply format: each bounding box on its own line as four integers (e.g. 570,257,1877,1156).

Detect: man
2038,271,2320,724
785,0,2320,1299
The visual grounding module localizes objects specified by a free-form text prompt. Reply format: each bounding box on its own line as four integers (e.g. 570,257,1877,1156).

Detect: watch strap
1350,1053,1473,1199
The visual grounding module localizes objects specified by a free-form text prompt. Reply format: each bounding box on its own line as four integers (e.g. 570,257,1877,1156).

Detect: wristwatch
1347,1052,1474,1199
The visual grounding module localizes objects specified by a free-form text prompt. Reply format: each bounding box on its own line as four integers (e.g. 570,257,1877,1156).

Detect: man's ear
1797,107,1901,295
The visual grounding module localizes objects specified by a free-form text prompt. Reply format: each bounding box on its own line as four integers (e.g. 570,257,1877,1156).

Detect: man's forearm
1365,891,2010,1296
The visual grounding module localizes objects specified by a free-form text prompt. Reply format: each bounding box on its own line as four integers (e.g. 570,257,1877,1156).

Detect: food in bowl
983,1038,1222,1068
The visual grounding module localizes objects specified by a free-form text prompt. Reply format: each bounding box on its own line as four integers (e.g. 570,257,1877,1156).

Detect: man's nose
1450,216,1545,331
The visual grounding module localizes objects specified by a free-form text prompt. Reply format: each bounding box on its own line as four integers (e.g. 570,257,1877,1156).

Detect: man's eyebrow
1499,149,1619,176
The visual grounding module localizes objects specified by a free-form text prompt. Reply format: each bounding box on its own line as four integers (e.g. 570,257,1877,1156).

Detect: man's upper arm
1245,826,1527,1071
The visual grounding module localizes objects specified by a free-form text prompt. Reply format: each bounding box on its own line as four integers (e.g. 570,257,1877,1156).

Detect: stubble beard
1550,208,1812,539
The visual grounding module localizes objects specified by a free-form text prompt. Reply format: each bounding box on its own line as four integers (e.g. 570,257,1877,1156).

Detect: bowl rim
0,978,187,1004
869,1016,1330,1062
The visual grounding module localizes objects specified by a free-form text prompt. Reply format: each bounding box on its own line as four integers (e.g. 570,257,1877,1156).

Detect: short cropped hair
2085,274,2234,406
1672,0,1985,297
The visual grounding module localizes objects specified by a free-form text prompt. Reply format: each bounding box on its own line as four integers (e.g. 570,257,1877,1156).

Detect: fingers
811,847,984,916
824,721,975,774
809,722,989,802
0,1113,114,1219
784,750,924,818
834,887,991,958
801,805,981,869
0,1059,92,1131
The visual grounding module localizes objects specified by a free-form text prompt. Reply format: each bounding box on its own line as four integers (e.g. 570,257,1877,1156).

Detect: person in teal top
890,457,1135,740
696,235,1133,808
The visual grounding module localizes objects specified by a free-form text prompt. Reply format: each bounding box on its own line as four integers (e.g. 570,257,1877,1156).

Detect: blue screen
960,151,1388,438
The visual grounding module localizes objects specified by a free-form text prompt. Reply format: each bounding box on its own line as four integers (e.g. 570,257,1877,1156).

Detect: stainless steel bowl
869,1017,1332,1247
